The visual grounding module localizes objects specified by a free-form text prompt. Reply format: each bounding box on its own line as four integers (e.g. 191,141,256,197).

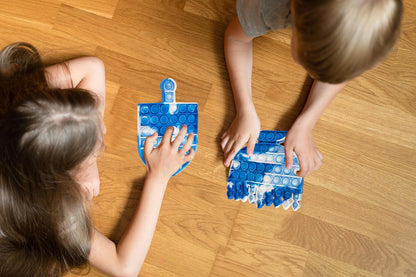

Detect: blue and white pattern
227,131,303,211
137,78,198,176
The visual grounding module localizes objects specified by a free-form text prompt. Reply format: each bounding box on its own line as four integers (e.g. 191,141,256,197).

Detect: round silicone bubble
161,78,177,92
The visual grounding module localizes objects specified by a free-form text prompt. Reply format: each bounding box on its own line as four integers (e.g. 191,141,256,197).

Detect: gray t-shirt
237,0,292,37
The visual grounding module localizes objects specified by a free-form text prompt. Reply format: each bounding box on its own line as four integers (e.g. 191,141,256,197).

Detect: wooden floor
2,1,415,276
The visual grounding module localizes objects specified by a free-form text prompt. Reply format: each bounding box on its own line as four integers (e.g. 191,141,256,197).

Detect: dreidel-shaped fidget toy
137,78,198,176
227,130,303,211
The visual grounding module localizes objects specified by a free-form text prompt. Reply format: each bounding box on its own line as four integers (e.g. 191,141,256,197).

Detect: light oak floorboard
0,0,415,276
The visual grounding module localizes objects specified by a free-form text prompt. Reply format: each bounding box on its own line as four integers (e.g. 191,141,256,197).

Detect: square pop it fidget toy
137,78,198,176
227,130,303,211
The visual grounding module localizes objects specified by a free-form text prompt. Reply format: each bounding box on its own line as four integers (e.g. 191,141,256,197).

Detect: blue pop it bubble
137,78,198,176
227,130,303,211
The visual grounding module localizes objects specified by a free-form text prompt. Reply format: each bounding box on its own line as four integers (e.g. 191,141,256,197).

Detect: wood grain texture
0,0,415,276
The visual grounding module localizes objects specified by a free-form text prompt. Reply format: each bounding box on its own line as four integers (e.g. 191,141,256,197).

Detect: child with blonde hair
0,42,195,277
221,0,403,176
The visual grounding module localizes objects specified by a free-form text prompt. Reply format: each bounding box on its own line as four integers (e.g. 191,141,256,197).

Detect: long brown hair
293,0,403,83
0,43,102,276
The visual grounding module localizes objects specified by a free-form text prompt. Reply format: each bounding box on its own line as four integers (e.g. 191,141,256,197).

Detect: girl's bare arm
88,127,195,277
45,56,106,116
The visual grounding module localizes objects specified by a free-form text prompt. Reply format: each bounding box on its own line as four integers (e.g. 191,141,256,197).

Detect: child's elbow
113,264,142,277
86,56,105,74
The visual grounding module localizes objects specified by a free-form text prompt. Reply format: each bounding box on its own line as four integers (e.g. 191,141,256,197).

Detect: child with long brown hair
0,42,195,277
221,0,403,176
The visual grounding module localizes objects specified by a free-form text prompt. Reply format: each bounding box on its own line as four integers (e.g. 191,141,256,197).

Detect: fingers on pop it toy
227,130,303,211
137,78,198,176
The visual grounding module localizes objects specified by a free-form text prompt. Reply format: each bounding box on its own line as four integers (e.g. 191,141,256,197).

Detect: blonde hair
0,43,102,276
293,0,403,83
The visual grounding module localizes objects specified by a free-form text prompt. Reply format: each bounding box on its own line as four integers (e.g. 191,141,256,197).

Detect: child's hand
221,112,260,167
284,121,323,177
143,125,195,182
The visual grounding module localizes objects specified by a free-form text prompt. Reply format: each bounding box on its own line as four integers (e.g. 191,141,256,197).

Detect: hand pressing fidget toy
137,78,198,176
227,130,303,211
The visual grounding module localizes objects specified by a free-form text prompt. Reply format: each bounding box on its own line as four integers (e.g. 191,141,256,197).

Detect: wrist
236,103,257,118
293,113,316,131
145,171,170,187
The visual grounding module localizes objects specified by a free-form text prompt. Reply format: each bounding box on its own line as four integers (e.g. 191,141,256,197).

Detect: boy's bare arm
285,80,346,177
221,16,260,167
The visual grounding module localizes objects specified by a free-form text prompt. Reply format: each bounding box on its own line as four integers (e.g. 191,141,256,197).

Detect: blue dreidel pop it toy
227,130,303,211
137,78,198,176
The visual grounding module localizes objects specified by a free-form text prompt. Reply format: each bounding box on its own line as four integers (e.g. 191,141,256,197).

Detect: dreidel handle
160,78,176,103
